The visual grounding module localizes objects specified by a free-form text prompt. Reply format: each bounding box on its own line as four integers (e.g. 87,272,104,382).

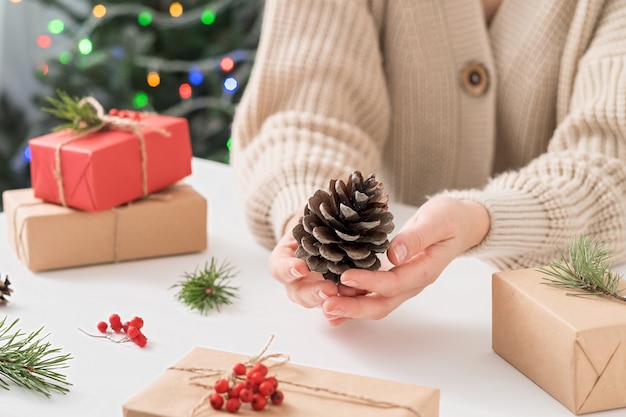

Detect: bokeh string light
20,0,260,164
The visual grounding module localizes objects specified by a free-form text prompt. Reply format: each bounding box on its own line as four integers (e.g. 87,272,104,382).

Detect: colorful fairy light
48,19,64,34
179,83,192,99
23,146,31,163
10,0,22,3
35,62,49,77
147,71,161,87
78,38,93,55
169,2,183,18
188,68,204,86
59,51,73,65
37,35,52,49
223,77,238,94
201,9,216,25
138,11,153,26
226,138,232,150
220,57,235,73
92,4,107,18
133,92,149,108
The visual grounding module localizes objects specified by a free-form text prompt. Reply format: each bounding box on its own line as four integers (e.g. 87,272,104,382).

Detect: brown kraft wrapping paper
122,346,440,417
3,183,207,272
492,268,626,415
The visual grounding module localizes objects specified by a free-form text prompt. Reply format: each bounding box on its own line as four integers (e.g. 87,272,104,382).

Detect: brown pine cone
292,171,394,283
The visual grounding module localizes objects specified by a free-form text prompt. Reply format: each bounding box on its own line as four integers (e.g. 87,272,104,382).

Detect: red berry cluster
209,362,285,413
97,314,147,347
108,108,144,121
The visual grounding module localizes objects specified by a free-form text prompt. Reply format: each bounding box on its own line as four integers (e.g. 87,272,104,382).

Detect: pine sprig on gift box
538,235,626,303
42,90,102,132
0,317,72,397
172,258,239,314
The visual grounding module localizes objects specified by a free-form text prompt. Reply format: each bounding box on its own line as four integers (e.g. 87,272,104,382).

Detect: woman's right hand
268,212,341,309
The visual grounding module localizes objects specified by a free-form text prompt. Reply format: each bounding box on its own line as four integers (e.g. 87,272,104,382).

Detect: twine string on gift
169,335,423,417
52,96,170,207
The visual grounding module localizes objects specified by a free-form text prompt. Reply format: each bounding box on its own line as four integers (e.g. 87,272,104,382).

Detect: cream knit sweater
231,0,626,270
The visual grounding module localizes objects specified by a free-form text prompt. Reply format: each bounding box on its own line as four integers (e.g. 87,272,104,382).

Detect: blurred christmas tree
30,0,263,163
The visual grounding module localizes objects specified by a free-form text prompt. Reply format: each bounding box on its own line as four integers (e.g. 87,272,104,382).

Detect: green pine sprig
538,234,626,303
42,90,102,132
171,258,239,315
0,317,73,397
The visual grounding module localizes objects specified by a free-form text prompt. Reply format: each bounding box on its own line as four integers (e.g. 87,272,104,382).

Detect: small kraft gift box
29,98,192,212
492,268,626,414
122,345,440,417
2,183,207,272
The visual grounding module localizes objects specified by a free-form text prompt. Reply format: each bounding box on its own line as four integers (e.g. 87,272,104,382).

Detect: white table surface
1,158,624,417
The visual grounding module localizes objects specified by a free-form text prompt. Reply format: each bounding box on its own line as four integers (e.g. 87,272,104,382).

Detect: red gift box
29,114,192,212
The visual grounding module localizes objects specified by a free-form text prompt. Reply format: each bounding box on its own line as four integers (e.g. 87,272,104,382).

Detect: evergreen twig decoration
171,258,239,315
538,235,626,303
0,317,72,397
42,90,102,132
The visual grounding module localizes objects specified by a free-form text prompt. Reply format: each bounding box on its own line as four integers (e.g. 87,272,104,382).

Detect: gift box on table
29,114,192,212
492,268,626,415
2,183,207,272
122,346,440,417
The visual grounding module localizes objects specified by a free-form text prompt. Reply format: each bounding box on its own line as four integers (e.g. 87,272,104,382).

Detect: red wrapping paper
29,114,192,212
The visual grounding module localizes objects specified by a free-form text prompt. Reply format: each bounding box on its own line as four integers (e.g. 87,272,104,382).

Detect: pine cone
292,171,394,283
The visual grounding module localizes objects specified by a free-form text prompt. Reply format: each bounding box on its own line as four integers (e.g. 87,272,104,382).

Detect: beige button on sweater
231,0,626,270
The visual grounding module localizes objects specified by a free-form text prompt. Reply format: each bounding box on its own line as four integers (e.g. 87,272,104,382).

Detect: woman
230,0,626,326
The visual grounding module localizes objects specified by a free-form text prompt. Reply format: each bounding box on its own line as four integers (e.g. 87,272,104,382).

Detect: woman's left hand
321,196,490,326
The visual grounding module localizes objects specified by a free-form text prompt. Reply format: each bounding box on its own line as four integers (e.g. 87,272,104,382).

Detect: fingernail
289,267,303,278
326,310,344,316
340,278,358,287
393,243,408,263
317,290,328,300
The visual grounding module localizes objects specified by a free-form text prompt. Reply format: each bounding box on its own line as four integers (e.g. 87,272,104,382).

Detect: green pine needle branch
171,258,239,315
0,317,72,397
538,234,626,303
42,90,102,132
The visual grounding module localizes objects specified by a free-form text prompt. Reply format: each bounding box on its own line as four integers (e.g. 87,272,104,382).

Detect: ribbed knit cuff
441,189,550,260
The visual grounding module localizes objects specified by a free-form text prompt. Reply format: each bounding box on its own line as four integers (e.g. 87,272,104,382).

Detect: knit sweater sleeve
230,0,389,250
444,1,626,270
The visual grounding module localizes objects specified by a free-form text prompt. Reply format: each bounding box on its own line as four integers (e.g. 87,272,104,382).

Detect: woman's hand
268,209,342,309
268,196,490,327
320,196,490,326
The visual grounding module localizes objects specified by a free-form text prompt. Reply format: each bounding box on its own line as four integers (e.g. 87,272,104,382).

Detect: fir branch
42,90,102,132
171,258,239,315
538,235,626,303
0,317,72,397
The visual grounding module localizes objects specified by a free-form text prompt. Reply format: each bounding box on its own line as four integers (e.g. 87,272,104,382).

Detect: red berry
258,380,275,397
96,321,108,333
228,382,245,399
239,388,253,403
129,316,144,329
270,390,284,405
214,378,230,394
247,371,265,385
108,108,119,116
127,326,140,339
109,314,122,332
225,398,240,413
133,333,148,348
209,393,224,410
265,376,278,388
251,363,269,377
232,362,247,376
251,394,267,411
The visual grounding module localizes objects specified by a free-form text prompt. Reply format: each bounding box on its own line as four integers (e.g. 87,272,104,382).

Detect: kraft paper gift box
492,268,626,415
3,184,207,272
29,114,192,212
122,346,440,417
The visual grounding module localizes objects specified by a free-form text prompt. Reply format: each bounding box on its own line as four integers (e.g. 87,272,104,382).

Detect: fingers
284,278,339,309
